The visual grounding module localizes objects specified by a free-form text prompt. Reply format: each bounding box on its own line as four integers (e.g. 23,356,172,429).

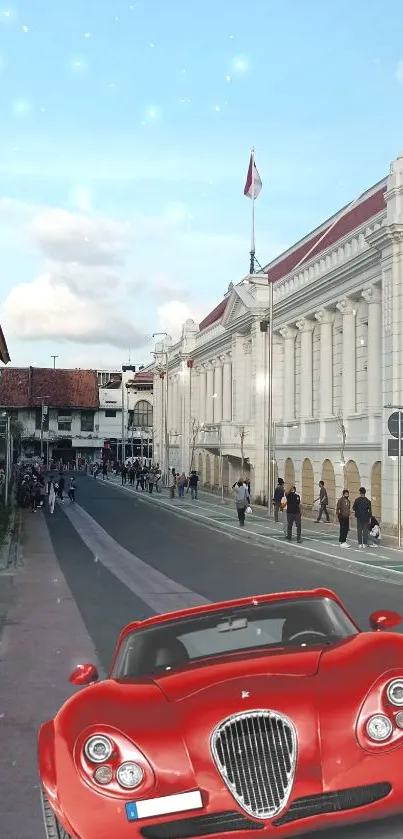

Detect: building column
362,285,382,413
314,309,334,418
279,326,297,420
222,354,232,421
206,363,214,423
198,367,206,423
213,361,223,423
336,297,356,416
295,317,314,419
190,367,199,423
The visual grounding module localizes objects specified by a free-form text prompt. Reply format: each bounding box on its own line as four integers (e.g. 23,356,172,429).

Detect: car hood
153,647,325,702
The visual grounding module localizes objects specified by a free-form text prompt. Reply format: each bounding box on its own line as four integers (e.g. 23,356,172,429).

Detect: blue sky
0,0,403,370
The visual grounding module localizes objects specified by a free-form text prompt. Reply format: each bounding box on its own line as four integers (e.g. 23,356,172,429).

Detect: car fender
38,721,58,801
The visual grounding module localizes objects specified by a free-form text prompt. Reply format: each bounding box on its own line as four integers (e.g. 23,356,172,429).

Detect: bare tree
336,411,346,465
237,425,249,474
189,418,201,472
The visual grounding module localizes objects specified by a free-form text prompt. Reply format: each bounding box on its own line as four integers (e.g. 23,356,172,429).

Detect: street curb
0,505,16,572
93,478,403,587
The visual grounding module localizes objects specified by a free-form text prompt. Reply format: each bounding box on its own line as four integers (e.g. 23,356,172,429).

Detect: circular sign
388,411,403,438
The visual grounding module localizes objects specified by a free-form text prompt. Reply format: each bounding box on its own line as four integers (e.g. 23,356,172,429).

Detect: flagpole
250,147,255,274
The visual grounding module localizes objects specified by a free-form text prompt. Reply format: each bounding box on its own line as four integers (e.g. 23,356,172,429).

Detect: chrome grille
211,710,297,819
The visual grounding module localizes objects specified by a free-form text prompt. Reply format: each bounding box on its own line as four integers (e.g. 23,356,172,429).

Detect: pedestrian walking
280,494,288,535
102,461,108,481
272,478,285,522
177,472,187,498
48,479,56,515
189,470,198,500
121,465,128,485
352,487,372,549
336,489,350,547
314,481,330,523
68,477,76,502
286,486,302,542
233,479,250,527
57,472,65,501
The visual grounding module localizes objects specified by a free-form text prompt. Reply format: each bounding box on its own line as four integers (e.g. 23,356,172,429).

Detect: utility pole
51,355,58,369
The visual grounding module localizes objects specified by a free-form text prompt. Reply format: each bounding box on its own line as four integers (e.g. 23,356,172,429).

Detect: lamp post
152,333,169,485
121,364,136,464
0,413,11,505
202,421,224,503
35,396,50,463
385,403,403,547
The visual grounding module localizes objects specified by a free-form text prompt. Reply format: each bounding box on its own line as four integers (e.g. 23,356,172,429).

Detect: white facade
153,153,403,529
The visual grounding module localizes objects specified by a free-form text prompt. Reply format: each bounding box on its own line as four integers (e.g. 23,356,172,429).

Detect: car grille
273,782,392,826
210,710,297,819
140,811,264,839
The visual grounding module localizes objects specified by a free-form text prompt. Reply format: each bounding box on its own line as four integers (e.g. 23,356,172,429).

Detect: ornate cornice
362,285,382,305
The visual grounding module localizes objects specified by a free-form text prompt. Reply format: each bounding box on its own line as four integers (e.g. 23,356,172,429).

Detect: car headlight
116,762,144,789
84,735,113,763
386,679,403,707
366,715,393,741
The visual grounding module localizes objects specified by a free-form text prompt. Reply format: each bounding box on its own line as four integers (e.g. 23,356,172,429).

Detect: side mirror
69,663,99,686
369,610,402,631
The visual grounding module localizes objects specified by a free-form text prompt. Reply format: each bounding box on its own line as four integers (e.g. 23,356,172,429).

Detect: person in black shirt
352,487,372,548
286,486,302,543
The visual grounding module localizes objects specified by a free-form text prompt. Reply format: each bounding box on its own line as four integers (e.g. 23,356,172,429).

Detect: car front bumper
47,766,403,839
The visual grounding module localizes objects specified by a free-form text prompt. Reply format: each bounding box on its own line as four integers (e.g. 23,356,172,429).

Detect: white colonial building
152,152,403,529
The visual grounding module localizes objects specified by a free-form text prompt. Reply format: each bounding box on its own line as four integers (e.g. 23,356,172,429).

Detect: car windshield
112,596,359,679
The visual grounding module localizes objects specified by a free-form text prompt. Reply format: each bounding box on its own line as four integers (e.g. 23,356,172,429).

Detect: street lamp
0,412,11,506
152,333,169,485
384,403,403,547
202,420,224,503
270,421,298,509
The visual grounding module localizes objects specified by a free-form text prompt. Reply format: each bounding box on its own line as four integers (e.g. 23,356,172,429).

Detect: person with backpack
352,487,372,549
233,479,250,527
314,480,330,522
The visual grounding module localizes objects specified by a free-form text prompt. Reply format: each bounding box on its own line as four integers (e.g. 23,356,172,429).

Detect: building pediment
221,283,262,328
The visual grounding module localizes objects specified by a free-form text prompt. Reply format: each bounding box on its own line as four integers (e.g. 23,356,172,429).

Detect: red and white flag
244,152,262,199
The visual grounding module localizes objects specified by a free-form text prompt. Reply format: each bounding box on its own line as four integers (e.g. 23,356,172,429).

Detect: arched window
132,400,153,428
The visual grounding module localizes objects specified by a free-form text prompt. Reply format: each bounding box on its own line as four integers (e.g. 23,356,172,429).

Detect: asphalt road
2,471,403,839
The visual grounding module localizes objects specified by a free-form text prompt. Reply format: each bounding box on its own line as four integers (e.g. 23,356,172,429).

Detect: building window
105,409,117,418
9,409,18,421
58,411,72,432
131,400,153,428
81,411,95,432
35,407,49,431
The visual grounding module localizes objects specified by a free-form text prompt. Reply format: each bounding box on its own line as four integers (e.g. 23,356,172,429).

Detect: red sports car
38,587,403,839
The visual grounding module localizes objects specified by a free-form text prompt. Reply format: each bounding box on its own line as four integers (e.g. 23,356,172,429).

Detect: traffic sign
388,411,403,438
388,439,403,457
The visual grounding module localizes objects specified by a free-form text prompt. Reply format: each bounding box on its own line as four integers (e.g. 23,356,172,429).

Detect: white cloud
1,267,146,349
152,272,190,303
30,208,131,265
157,300,209,341
396,60,403,84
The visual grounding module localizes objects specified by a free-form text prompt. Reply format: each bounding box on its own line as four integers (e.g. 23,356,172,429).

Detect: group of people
16,464,76,514
272,478,380,547
169,469,199,499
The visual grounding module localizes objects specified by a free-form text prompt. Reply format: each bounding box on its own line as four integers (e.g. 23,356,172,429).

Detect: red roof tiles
199,182,387,332
133,370,153,383
0,367,99,409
